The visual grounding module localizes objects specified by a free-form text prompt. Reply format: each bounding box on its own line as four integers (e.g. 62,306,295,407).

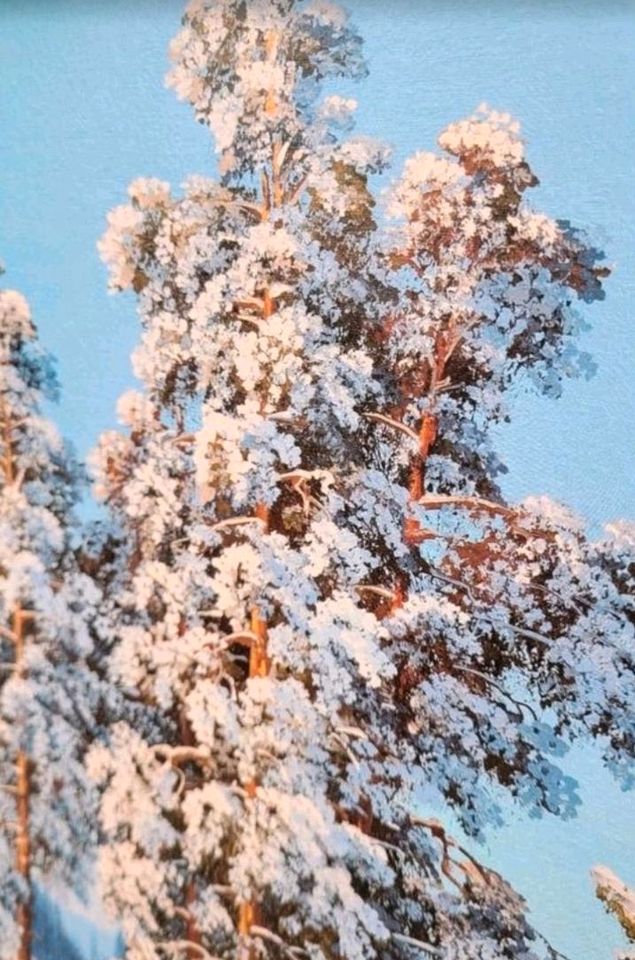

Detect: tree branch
356,584,397,601
392,932,443,956
221,631,258,648
152,745,213,769
285,173,309,208
508,625,554,648
453,665,537,721
426,568,476,604
250,926,307,960
209,517,264,534
277,469,333,484
362,412,419,443
157,941,221,960
418,494,514,519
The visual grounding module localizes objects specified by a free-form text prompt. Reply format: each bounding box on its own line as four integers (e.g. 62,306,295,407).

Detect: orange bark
184,880,201,960
1,409,33,960
14,608,32,960
264,30,279,121
403,412,438,547
248,503,270,679
238,518,269,949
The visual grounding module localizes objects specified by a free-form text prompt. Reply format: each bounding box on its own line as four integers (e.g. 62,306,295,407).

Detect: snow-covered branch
362,412,419,442
250,925,307,959
391,932,443,956
418,494,515,519
152,745,213,769
356,584,397,602
157,941,222,960
208,517,265,533
592,865,635,942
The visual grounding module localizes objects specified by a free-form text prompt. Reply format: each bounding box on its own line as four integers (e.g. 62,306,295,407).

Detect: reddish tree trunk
13,609,32,960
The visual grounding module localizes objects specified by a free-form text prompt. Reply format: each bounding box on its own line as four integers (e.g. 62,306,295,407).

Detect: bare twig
426,568,476,604
453,665,537,721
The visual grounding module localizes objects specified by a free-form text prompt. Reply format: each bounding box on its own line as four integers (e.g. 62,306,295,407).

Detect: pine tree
361,105,635,838
90,3,634,960
0,278,103,960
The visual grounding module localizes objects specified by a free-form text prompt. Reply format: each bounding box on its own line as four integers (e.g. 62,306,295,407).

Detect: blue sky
1,2,634,958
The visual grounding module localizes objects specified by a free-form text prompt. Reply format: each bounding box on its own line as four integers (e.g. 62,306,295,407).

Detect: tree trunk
238,40,280,945
2,412,33,960
13,609,32,960
238,497,271,958
184,879,200,960
237,140,278,949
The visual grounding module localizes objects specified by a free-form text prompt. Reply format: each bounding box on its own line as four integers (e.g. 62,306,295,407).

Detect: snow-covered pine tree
592,865,635,958
361,105,635,837
90,3,393,958
90,3,635,960
342,105,635,954
0,277,102,960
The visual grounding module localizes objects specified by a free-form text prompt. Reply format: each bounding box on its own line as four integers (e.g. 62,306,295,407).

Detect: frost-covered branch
391,933,443,956
418,494,515,519
356,584,397,602
250,926,307,959
152,745,213,769
208,517,265,533
453,665,537,721
157,941,222,960
592,865,635,942
363,412,419,443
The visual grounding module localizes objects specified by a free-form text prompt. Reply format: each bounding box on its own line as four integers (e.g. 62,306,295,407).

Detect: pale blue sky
1,2,634,959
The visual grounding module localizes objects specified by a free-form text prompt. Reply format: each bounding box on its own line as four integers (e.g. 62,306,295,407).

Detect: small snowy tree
0,278,103,960
592,865,635,959
91,3,634,960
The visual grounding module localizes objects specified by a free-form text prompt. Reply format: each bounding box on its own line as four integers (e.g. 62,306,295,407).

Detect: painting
0,3,633,959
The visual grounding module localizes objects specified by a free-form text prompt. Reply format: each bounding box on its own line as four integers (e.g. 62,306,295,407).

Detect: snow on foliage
0,279,105,960
90,3,633,960
592,865,635,958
